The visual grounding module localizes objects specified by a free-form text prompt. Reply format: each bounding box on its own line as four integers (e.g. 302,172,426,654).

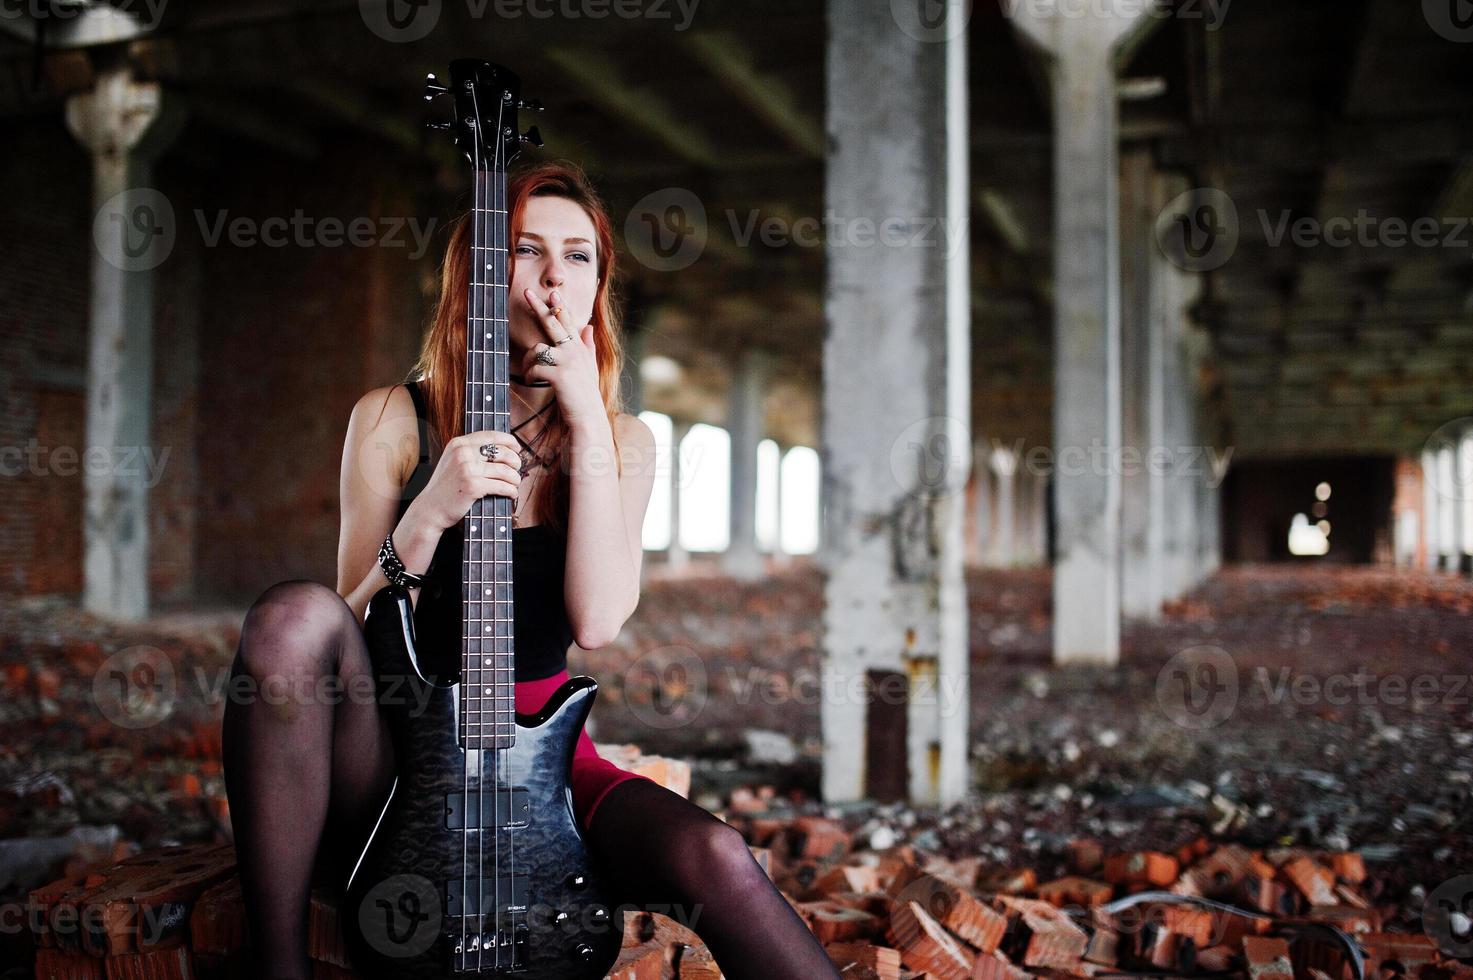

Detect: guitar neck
463,165,516,751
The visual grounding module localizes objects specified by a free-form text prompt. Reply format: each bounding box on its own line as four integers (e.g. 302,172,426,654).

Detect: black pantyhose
221,579,841,980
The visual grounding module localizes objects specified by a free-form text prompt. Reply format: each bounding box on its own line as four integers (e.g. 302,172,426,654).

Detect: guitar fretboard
463,168,517,750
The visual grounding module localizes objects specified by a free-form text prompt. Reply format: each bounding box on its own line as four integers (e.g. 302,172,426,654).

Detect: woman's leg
221,580,396,980
584,778,843,980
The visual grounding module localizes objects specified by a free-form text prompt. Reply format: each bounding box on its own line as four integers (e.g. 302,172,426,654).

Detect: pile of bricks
24,744,691,980
24,831,1470,980
23,776,1471,979
707,809,1467,980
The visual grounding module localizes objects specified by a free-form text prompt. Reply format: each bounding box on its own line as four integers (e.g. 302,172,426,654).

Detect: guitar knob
520,125,543,147
571,942,596,962
589,905,609,924
564,872,589,890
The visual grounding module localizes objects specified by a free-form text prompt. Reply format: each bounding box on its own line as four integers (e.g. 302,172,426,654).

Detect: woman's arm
564,411,658,649
336,385,444,623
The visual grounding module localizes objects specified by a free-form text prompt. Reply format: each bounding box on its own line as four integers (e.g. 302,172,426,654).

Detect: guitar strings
466,79,479,970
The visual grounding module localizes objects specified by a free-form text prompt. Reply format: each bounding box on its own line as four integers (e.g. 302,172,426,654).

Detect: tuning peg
425,118,454,131
424,72,449,101
516,97,544,111
519,125,543,147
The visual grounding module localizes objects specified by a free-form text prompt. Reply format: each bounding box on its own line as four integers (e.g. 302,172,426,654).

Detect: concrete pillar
1021,465,1050,568
821,0,970,806
1441,443,1460,571
1458,429,1473,574
1180,274,1213,590
771,442,789,569
1009,1,1161,664
725,347,768,579
1120,148,1165,619
991,447,1017,566
66,65,182,620
667,420,691,571
1422,448,1441,570
1154,168,1213,595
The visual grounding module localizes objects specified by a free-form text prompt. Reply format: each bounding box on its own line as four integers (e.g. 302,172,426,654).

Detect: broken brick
1242,935,1294,980
1102,851,1180,889
887,899,976,980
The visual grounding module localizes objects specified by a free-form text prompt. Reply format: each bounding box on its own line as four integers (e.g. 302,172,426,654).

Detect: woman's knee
237,579,354,679
681,814,760,881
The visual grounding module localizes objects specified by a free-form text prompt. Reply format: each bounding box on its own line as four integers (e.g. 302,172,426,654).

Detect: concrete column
1009,1,1161,664
1120,148,1165,619
667,420,691,571
771,442,789,570
1422,448,1441,570
1458,428,1473,574
66,65,182,620
725,347,768,579
1441,444,1460,571
1020,465,1050,568
822,0,970,806
990,447,1017,566
1180,275,1213,590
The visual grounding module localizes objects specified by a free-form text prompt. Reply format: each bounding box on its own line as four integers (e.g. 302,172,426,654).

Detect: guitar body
342,585,624,978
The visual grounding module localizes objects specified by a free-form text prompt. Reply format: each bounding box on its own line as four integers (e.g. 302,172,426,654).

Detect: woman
221,161,843,980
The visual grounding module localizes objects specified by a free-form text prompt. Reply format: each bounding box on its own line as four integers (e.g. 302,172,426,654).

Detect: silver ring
480,443,498,461
535,347,557,367
554,334,574,345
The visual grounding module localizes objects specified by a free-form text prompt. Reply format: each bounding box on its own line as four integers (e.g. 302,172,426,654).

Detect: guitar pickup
445,788,531,830
446,874,531,915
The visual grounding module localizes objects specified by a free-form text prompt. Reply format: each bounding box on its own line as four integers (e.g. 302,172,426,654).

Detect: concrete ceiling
5,0,1471,458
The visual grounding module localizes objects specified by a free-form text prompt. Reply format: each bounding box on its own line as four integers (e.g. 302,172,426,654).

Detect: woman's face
508,194,600,355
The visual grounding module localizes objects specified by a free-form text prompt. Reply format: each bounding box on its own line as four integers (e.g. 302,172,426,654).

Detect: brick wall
0,119,91,595
2,113,445,607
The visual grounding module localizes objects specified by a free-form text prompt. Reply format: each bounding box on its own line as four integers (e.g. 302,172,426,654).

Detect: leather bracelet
377,531,430,589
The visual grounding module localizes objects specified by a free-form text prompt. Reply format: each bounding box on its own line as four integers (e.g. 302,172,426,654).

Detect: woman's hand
519,287,603,429
403,429,524,533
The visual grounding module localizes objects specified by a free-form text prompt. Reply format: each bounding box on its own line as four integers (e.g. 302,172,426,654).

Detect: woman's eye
569,251,591,263
515,245,536,255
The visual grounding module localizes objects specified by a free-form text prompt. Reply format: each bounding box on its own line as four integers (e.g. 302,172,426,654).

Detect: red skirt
514,668,655,833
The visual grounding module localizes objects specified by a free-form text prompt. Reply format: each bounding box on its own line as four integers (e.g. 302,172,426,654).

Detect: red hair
408,159,629,537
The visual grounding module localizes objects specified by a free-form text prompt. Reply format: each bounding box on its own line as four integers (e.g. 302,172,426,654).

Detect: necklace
508,395,557,525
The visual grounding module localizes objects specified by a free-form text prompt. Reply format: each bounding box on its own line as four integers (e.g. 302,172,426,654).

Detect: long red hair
407,160,629,537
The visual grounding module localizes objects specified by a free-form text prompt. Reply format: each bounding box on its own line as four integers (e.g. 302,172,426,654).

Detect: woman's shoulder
612,411,653,444
345,382,423,482
349,382,419,432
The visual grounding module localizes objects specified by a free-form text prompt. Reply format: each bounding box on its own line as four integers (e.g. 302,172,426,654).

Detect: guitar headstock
424,59,543,172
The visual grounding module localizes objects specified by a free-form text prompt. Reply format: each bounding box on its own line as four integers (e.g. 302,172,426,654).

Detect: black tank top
395,379,574,682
